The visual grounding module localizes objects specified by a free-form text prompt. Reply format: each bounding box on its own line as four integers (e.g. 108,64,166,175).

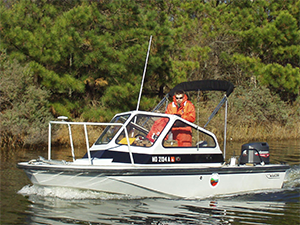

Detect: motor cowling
239,142,270,165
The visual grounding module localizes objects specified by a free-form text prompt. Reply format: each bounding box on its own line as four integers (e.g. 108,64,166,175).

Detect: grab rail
48,121,125,165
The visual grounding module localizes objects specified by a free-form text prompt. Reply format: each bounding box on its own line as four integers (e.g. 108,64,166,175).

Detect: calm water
1,140,299,224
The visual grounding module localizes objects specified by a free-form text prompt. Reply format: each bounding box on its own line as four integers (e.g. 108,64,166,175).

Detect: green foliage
0,0,180,116
230,86,289,125
0,0,299,135
259,63,300,95
102,82,139,112
225,0,300,98
0,52,53,147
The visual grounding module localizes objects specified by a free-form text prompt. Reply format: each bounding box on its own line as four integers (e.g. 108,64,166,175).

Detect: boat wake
18,185,138,200
283,165,300,188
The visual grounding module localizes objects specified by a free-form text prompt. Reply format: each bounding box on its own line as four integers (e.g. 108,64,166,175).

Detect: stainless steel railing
48,120,131,165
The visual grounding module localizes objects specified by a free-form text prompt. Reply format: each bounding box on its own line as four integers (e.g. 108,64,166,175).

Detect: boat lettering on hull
266,173,280,179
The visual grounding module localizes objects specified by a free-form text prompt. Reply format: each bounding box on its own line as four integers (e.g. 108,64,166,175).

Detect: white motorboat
18,80,290,198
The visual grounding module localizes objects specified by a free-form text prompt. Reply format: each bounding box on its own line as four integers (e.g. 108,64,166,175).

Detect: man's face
175,94,184,105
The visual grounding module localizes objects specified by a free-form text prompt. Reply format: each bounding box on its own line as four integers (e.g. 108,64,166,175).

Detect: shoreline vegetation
4,99,299,149
0,94,300,148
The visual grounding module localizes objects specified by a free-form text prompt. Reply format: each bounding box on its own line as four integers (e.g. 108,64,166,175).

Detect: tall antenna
136,35,152,111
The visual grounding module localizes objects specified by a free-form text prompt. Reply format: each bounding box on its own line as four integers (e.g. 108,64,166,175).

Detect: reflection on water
0,140,300,224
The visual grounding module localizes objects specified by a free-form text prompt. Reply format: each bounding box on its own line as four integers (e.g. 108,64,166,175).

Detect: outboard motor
239,142,270,165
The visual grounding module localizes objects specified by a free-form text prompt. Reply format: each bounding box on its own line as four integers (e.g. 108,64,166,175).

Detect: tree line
0,0,299,146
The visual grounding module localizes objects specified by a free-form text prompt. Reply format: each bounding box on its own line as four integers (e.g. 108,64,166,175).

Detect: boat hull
18,163,289,198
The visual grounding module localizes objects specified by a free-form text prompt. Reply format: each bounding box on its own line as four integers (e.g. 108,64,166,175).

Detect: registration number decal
152,156,180,163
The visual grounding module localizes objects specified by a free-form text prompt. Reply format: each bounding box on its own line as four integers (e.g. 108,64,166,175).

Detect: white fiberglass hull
18,162,289,198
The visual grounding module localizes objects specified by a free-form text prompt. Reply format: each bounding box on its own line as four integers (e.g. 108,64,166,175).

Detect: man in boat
165,90,196,146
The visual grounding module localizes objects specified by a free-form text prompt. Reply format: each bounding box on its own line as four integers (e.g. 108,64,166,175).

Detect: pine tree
223,0,300,100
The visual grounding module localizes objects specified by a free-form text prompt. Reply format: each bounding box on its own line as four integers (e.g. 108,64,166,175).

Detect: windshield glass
163,119,216,148
116,114,169,147
95,114,130,145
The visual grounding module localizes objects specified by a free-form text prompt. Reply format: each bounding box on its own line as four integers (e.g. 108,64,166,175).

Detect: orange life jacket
165,94,195,123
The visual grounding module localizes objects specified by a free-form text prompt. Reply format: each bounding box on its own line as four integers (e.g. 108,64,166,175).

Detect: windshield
116,114,170,147
95,114,130,145
163,119,216,148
